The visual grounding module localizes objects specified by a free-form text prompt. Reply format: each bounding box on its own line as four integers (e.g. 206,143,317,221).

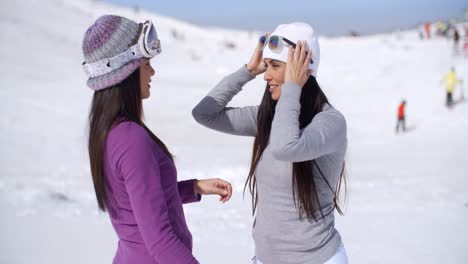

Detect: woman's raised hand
284,40,313,88
246,44,266,76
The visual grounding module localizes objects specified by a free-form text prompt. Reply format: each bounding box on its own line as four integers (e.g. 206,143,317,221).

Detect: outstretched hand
284,40,313,88
194,178,232,203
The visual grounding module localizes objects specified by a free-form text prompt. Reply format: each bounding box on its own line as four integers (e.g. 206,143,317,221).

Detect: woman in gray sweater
192,22,348,264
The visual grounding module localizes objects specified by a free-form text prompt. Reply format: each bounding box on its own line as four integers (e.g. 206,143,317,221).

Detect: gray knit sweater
192,66,347,264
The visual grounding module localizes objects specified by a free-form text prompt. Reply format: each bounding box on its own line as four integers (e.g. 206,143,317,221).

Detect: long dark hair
88,68,173,211
245,76,346,222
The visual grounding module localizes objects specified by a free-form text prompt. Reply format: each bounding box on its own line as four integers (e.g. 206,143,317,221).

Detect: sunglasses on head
258,34,313,64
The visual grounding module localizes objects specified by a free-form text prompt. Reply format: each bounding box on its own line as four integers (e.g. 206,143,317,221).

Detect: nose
150,64,156,76
263,68,272,82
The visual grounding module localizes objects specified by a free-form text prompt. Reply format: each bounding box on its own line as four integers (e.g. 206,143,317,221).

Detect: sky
105,0,467,36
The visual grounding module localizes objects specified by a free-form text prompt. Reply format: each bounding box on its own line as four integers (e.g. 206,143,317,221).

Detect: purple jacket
104,121,201,264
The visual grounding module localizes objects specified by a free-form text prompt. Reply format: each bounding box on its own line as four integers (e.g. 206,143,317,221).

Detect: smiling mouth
268,84,278,92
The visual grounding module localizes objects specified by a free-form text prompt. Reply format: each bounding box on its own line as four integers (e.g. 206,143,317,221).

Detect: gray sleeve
270,81,347,162
192,66,259,137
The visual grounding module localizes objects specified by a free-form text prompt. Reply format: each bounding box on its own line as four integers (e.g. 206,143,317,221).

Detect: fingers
287,46,294,65
304,47,313,68
224,181,232,202
215,179,232,203
249,48,262,65
255,45,264,58
258,62,267,75
285,41,310,86
221,180,232,203
212,184,228,196
294,40,301,62
247,42,265,75
290,41,310,66
298,41,306,64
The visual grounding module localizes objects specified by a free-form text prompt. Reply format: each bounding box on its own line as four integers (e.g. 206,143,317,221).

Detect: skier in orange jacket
396,100,406,133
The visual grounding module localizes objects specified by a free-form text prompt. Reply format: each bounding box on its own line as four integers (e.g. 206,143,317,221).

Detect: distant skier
464,26,468,57
396,100,406,133
453,29,460,55
424,22,431,39
442,68,462,108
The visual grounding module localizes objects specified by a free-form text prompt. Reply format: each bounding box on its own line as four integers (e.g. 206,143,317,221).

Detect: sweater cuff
280,81,302,102
234,64,256,82
178,179,202,204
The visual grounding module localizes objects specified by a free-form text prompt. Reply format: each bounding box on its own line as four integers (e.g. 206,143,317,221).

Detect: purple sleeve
115,123,199,264
178,179,202,204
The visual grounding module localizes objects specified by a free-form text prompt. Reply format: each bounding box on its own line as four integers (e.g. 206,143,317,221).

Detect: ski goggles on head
139,20,161,57
82,20,161,78
258,33,313,64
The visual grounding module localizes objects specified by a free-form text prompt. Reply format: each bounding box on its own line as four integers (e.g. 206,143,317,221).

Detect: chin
271,94,280,101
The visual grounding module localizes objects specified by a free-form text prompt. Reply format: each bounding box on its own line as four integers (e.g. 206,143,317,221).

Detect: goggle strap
281,37,314,64
82,45,142,78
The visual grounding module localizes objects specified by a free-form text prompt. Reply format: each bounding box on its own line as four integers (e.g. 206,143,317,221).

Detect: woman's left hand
284,40,313,88
194,178,232,203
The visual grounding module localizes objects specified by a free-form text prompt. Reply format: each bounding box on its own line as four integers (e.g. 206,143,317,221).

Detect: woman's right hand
246,44,266,76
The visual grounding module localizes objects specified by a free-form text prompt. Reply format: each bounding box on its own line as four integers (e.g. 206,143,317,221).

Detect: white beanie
263,22,320,77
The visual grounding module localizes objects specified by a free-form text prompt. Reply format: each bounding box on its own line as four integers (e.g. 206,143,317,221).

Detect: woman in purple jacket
81,15,232,264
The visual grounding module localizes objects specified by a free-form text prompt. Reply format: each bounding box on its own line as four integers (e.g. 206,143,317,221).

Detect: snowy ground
1,0,467,263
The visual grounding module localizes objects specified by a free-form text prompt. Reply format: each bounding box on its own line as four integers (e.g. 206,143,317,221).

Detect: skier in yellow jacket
442,67,462,107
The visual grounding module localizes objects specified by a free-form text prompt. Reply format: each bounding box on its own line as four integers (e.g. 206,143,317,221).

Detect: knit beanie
263,22,320,77
82,15,143,91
